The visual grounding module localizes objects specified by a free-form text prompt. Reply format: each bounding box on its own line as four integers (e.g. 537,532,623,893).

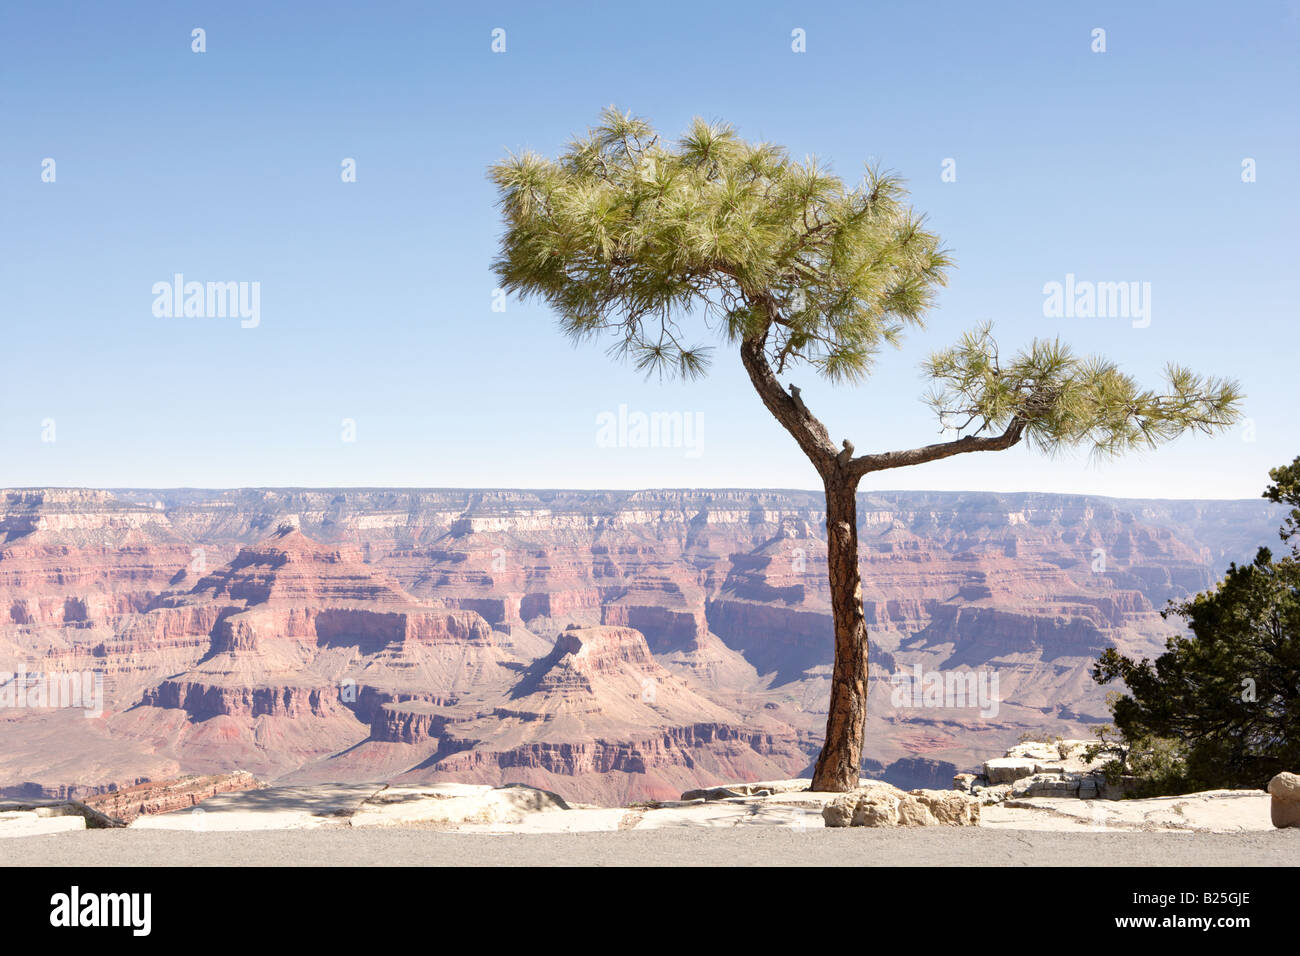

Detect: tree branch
848,417,1026,478
740,299,839,476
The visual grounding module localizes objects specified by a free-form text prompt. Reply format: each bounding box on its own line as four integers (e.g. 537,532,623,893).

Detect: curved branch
740,299,839,476
848,418,1026,478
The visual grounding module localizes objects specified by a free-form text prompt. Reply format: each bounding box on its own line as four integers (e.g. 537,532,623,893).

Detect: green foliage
1081,725,1190,795
490,109,1241,458
490,106,950,382
924,324,1241,459
1263,455,1300,549
1091,463,1300,793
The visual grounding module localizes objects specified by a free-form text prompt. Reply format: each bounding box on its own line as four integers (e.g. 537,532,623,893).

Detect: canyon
0,487,1283,805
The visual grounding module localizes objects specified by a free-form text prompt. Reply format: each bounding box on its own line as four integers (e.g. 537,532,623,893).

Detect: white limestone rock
822,784,979,828
984,758,1038,784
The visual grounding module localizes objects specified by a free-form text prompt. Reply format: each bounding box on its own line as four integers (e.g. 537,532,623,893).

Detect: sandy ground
3,826,1298,866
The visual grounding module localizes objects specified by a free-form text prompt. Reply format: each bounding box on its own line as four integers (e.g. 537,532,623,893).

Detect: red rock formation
80,770,262,823
101,524,529,779
386,625,810,803
0,487,1284,804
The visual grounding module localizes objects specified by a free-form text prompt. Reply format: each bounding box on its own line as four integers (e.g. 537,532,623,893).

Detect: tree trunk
810,471,868,792
737,321,871,793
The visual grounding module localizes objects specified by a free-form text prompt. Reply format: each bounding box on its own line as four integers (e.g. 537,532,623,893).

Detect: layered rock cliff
0,487,1283,804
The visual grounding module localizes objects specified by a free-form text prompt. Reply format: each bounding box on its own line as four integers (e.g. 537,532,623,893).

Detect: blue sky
3,0,1296,497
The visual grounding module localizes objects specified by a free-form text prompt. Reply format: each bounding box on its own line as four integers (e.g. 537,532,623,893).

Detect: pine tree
1091,458,1300,792
490,108,1244,791
1263,454,1300,550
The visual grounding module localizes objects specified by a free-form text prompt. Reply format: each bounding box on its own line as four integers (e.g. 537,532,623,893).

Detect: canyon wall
0,487,1283,804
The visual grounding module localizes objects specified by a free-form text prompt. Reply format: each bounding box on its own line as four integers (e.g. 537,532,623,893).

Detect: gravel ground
4,826,1298,866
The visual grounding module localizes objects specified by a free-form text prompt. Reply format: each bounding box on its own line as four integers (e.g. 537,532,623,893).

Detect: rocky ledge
822,782,980,828
80,771,264,823
0,776,1285,836
958,739,1299,833
3,738,1293,837
957,739,1137,803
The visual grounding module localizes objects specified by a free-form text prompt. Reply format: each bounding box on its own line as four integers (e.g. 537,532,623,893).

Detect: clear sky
3,0,1297,497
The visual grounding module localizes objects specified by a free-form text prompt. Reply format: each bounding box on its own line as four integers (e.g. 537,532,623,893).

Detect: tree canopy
491,108,1241,474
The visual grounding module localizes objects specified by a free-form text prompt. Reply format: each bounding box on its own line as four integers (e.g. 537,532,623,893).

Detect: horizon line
1,484,1276,506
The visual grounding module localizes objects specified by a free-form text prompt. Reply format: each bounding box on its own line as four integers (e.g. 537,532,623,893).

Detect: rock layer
0,487,1283,804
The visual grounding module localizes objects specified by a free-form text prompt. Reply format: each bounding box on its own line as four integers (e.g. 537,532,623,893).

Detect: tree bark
810,470,868,792
739,316,868,793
